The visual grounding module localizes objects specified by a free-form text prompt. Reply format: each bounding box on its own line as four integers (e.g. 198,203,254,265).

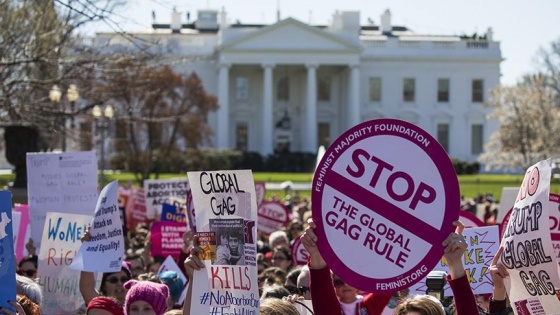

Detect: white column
217,64,230,149
348,64,361,128
262,64,275,156
305,64,318,153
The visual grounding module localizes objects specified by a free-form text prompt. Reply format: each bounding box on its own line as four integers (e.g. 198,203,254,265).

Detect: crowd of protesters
7,191,514,315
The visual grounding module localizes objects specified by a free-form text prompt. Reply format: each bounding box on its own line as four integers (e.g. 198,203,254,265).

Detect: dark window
235,123,248,151
437,79,450,102
317,77,331,101
403,78,415,102
472,79,484,102
437,123,449,152
369,77,381,102
277,76,289,101
471,124,483,154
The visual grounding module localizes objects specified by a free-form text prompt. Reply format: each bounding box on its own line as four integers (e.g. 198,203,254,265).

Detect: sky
89,0,560,85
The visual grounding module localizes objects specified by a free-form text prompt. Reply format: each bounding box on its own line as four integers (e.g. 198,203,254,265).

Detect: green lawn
4,171,560,202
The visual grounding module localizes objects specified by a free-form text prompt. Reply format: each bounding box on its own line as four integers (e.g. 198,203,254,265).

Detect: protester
268,231,290,249
260,298,300,315
296,265,311,300
284,266,303,295
15,274,43,306
487,246,513,315
0,300,28,315
17,255,38,280
86,296,124,315
158,271,184,310
80,226,133,305
123,280,169,315
270,246,293,272
301,219,478,315
16,294,41,315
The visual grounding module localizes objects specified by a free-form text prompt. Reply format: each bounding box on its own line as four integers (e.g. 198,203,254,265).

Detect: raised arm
442,221,478,315
182,236,205,315
489,246,510,314
78,225,100,305
301,219,341,315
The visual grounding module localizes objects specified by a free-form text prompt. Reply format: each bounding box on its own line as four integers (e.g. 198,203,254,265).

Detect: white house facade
94,9,502,163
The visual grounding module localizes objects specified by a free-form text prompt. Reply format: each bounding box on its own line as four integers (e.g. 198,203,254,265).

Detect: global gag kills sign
312,119,459,293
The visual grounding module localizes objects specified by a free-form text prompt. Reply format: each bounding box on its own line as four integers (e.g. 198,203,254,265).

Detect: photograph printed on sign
211,218,245,266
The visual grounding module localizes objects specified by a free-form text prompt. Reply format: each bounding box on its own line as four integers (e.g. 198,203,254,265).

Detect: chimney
380,9,391,34
171,7,182,33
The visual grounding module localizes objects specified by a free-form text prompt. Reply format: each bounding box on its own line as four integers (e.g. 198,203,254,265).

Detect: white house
94,8,502,163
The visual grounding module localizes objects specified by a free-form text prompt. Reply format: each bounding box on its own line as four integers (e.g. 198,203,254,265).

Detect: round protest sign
255,182,266,206
291,236,310,266
312,118,459,293
459,210,485,228
257,201,290,234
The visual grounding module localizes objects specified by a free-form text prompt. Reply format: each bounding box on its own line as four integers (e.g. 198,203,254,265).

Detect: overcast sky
86,0,560,85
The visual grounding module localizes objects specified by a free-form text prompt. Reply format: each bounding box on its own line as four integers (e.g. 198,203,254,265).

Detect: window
235,77,249,100
471,124,484,154
403,78,415,102
235,123,248,151
318,122,330,148
317,77,331,101
369,77,382,102
437,124,449,152
277,76,289,101
472,79,484,102
437,79,450,102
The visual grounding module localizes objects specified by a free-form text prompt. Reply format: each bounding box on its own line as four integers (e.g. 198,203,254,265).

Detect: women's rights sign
71,180,124,273
499,160,560,315
187,170,260,315
312,118,459,293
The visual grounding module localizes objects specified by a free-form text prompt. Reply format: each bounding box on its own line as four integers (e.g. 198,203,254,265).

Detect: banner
161,203,187,223
71,180,124,272
125,187,147,230
143,178,189,220
312,118,460,293
13,204,31,262
188,170,260,314
38,212,91,315
0,191,16,312
26,151,98,252
150,221,187,259
499,159,560,314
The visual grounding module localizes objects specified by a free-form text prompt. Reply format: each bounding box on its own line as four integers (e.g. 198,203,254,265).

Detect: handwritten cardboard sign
312,118,460,293
188,170,259,314
499,159,560,314
38,212,91,314
71,180,124,272
26,151,98,252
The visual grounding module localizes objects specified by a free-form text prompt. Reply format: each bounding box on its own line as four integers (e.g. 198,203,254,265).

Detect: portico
216,18,362,155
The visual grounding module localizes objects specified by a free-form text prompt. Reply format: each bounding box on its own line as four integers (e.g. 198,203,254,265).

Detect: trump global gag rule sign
312,118,459,293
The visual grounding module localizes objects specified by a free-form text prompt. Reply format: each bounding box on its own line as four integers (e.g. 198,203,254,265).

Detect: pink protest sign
459,210,485,228
255,182,266,206
257,201,289,234
150,221,187,260
13,204,30,262
312,118,460,293
291,236,310,266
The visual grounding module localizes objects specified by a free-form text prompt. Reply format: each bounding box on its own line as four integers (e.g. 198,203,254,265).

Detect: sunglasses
285,285,310,295
106,276,130,284
22,269,36,277
333,278,346,288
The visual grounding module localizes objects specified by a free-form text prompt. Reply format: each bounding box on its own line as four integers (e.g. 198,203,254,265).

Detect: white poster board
26,151,98,253
143,178,189,220
71,180,124,272
37,212,91,315
499,159,560,315
187,170,259,314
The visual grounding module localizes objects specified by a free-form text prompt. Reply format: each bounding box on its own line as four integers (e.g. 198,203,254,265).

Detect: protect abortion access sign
312,118,459,293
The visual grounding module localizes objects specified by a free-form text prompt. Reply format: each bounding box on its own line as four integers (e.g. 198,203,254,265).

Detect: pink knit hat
123,280,169,315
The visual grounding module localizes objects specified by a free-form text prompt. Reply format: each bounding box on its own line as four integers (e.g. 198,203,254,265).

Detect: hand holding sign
442,221,468,279
300,219,327,270
489,246,508,301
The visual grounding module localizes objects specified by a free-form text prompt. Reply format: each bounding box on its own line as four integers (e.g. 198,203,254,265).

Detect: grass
5,171,560,202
